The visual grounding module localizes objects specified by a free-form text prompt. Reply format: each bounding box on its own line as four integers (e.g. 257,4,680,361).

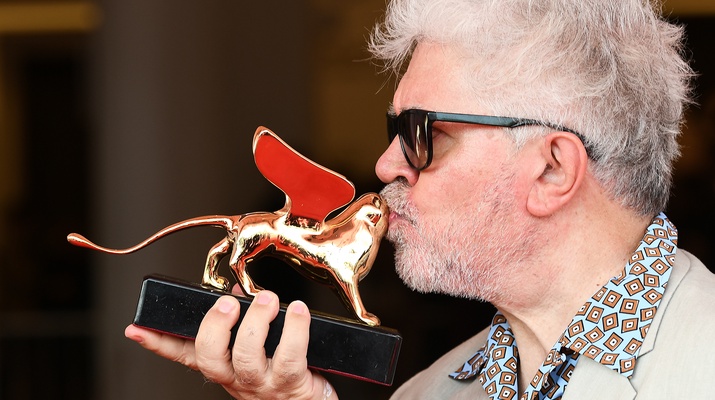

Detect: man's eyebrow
387,103,396,115
389,104,429,116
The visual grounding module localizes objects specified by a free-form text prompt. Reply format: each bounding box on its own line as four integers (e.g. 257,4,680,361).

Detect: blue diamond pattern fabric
449,213,677,400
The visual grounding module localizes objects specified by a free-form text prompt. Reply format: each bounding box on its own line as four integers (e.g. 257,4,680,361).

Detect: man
125,0,715,398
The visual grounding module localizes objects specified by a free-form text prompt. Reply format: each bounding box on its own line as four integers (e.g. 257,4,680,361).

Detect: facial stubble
380,174,542,304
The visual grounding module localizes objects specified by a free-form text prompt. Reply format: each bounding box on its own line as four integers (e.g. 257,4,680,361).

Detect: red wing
253,127,355,222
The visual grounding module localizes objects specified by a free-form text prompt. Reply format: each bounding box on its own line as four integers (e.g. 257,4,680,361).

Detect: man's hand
124,288,337,400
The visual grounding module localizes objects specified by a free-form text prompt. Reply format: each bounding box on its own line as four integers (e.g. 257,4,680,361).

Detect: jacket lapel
563,252,691,400
638,250,689,356
564,357,635,400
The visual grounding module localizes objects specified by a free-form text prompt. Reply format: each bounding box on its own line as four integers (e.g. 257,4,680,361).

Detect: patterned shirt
449,214,678,400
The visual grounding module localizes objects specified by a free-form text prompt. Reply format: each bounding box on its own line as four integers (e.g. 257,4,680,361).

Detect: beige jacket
390,250,715,399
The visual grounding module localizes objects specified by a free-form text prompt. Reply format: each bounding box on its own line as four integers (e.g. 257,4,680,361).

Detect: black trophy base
133,274,402,385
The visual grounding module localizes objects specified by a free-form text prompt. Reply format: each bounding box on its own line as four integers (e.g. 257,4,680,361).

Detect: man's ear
526,132,588,217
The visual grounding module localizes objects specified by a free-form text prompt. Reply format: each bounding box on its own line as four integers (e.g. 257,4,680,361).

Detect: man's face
375,42,543,304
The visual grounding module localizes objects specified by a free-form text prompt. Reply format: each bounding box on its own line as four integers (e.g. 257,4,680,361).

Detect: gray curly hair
369,0,694,216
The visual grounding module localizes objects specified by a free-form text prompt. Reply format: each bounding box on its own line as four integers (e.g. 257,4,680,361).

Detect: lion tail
67,215,236,255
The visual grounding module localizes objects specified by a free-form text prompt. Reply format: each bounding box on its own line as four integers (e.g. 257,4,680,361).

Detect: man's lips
388,210,415,226
389,211,400,225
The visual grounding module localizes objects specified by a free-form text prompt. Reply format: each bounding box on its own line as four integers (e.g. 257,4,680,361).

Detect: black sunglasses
387,108,590,170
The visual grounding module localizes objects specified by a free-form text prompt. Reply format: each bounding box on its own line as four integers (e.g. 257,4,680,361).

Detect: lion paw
360,312,381,327
203,275,230,291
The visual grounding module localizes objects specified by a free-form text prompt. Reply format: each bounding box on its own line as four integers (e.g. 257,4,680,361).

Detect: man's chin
394,258,443,294
394,256,500,303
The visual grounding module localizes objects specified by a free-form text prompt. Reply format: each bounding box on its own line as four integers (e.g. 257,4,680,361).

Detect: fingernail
126,333,144,344
255,291,272,305
217,296,236,314
125,325,145,343
291,301,307,315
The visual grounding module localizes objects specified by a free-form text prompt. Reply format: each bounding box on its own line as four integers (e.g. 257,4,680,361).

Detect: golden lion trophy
68,128,401,385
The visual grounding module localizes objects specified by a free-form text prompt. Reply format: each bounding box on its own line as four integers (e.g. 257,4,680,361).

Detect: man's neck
495,204,652,393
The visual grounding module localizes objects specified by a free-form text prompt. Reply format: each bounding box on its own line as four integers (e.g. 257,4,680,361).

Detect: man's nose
375,136,419,186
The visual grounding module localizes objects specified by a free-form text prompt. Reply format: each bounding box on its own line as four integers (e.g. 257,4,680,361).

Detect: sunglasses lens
400,111,430,169
386,110,431,170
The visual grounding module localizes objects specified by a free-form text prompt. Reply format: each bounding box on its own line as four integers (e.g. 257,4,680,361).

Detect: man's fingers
231,283,249,298
128,292,323,399
125,324,198,369
195,296,242,385
230,291,280,387
270,300,312,388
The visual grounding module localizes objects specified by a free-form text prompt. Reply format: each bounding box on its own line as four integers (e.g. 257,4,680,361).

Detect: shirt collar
450,213,678,386
559,213,677,377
